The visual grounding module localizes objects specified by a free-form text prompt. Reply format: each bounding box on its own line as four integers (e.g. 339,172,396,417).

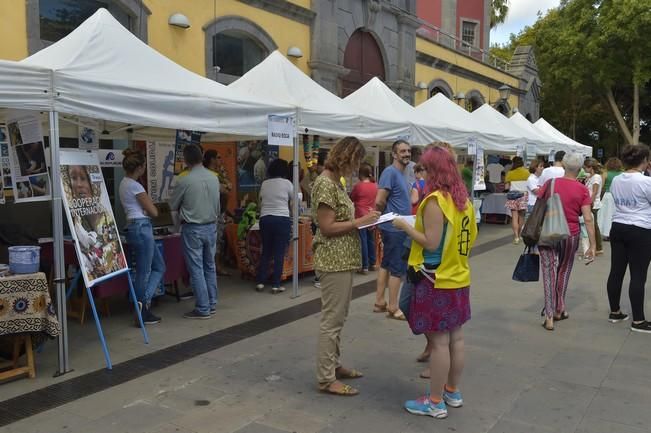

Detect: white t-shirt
586,174,603,209
259,177,293,218
526,174,540,207
119,177,147,221
486,163,504,183
539,166,565,187
611,172,651,229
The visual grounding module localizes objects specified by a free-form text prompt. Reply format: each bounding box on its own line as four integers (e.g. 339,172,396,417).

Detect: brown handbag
521,181,551,247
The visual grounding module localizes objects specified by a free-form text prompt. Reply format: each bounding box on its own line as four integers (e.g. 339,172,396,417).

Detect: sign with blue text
267,115,295,147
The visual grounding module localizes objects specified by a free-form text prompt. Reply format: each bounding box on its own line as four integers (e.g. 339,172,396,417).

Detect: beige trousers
316,270,354,388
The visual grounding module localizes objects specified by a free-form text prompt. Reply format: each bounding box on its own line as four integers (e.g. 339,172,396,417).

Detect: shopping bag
521,190,548,247
512,246,540,282
539,178,570,246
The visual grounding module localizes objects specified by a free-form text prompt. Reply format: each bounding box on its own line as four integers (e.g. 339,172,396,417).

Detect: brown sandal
373,302,387,313
320,381,359,396
335,367,364,379
387,308,406,321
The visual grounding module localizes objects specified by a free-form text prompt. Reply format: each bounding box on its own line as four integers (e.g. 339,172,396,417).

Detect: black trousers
607,222,651,321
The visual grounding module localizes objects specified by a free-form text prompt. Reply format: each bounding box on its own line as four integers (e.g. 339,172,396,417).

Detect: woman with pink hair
393,144,477,419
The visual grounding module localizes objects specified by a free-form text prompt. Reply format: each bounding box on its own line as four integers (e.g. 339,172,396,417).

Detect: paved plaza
1,225,649,433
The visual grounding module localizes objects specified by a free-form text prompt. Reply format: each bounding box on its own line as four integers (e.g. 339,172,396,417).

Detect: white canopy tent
471,104,551,154
534,118,593,156
0,61,52,112
229,51,410,141
20,9,292,136
343,77,442,145
509,112,569,155
415,93,523,153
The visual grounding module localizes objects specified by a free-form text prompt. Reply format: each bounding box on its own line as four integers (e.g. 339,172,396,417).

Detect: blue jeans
182,223,218,315
125,218,165,306
256,215,291,287
359,228,376,270
380,229,408,277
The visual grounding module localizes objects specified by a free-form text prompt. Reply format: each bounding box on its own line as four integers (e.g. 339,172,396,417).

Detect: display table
226,220,314,281
480,193,511,223
0,272,60,381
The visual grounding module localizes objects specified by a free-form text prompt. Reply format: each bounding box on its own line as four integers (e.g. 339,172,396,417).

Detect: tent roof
416,94,522,152
534,118,592,155
230,51,409,141
509,112,567,151
471,104,551,153
0,60,52,112
20,9,291,136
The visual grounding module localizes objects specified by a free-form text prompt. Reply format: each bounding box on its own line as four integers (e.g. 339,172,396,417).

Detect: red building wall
417,0,442,28
457,0,486,50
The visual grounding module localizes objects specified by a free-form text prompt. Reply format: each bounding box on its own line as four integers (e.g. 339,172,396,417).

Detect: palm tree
491,0,510,29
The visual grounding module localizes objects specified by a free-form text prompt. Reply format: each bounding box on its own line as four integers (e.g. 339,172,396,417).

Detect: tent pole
50,110,70,376
291,112,300,299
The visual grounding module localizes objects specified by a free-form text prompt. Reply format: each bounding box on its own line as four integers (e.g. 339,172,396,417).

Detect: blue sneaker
404,395,448,418
443,389,463,407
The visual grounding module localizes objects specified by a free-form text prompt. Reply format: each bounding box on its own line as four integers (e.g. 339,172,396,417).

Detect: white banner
467,137,477,156
473,146,486,191
6,111,51,203
548,149,555,162
59,150,128,288
267,115,295,147
97,149,124,167
516,143,524,158
146,141,175,203
78,118,100,150
526,143,537,159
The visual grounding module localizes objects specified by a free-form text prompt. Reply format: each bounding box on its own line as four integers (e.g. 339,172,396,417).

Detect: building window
28,0,149,54
461,21,477,47
39,0,130,42
213,32,267,78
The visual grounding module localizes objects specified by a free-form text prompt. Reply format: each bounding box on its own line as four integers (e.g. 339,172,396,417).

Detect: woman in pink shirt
537,152,597,331
350,163,378,274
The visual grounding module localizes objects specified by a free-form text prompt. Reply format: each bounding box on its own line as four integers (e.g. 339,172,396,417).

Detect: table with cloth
479,193,511,223
0,272,60,381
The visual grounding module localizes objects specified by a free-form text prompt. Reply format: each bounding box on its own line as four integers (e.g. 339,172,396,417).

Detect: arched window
341,29,386,97
465,90,485,112
428,79,453,99
29,0,148,53
204,16,277,84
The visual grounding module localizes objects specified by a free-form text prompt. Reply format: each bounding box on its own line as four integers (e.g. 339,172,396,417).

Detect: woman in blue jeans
256,159,293,294
119,149,165,325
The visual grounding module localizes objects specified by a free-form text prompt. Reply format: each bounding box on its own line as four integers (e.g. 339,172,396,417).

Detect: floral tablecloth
0,272,60,339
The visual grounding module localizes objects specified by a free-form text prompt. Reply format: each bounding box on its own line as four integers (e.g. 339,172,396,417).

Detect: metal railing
416,21,511,72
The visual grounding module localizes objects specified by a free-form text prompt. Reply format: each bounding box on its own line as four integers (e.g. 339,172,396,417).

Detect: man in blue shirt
374,139,412,320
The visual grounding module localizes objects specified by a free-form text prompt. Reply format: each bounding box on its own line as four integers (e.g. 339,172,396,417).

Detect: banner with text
473,146,486,192
147,141,175,203
267,115,295,147
60,150,128,288
173,130,202,174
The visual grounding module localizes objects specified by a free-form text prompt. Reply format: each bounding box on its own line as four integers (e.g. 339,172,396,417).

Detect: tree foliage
490,0,510,29
490,0,651,154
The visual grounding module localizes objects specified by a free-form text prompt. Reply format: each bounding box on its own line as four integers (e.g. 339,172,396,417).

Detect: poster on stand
548,149,555,162
173,130,202,174
467,137,477,156
6,112,51,202
78,119,100,150
59,150,128,288
473,146,486,191
516,144,524,158
526,143,537,160
147,141,175,203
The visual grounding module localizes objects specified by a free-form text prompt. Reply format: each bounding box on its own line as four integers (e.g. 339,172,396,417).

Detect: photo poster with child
5,111,51,203
59,150,128,288
173,130,202,175
146,141,175,203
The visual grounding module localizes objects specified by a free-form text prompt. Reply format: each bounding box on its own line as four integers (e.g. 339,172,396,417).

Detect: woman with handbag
393,145,477,419
537,152,597,331
505,156,529,245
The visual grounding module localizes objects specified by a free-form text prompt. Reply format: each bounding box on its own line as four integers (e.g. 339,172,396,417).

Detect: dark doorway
341,29,385,97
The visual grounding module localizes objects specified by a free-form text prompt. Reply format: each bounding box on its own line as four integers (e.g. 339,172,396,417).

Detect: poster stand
84,268,148,370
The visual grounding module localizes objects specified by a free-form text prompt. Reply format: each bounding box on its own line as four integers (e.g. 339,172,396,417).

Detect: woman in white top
119,149,165,325
526,160,543,213
606,144,651,333
584,158,604,254
255,158,293,294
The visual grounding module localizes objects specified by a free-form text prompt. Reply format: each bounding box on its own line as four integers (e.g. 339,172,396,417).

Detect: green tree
490,0,510,29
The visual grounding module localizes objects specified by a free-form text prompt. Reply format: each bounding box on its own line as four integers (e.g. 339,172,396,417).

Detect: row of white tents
0,9,590,373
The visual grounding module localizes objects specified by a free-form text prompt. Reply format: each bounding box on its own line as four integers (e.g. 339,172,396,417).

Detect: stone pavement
1,225,650,433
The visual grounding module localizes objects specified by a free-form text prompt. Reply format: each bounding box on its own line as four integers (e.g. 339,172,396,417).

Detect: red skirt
408,278,470,334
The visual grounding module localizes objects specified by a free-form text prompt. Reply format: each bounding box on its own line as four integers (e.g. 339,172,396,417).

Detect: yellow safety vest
407,191,477,288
